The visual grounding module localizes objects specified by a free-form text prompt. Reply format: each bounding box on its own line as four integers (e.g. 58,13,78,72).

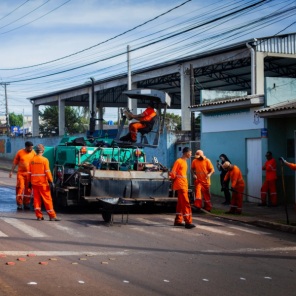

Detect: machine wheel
102,211,112,223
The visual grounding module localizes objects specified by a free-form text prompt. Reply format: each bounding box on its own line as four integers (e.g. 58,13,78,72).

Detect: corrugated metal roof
190,94,263,108
255,33,296,54
255,99,296,114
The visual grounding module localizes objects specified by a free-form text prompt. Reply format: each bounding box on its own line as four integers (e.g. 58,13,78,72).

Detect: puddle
0,187,16,212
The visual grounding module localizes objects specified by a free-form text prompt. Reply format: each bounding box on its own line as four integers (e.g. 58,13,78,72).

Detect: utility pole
190,64,196,141
1,83,10,136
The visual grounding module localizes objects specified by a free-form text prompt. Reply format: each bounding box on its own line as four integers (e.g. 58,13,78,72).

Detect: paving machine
51,89,176,222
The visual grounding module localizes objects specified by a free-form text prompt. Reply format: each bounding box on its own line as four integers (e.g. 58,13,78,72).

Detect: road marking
1,218,48,238
195,217,270,235
50,224,86,237
162,217,234,235
195,217,271,235
228,226,270,235
130,226,163,236
0,251,129,256
0,230,8,237
197,225,235,236
135,217,168,227
205,246,296,253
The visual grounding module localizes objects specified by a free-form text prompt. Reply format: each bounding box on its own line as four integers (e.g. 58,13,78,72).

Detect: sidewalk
1,157,295,233
207,195,296,234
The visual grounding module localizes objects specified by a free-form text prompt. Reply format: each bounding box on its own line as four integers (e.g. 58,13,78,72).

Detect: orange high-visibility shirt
141,107,156,122
191,157,214,185
13,149,36,173
263,158,277,181
224,165,245,188
29,155,53,186
169,158,188,190
287,163,296,171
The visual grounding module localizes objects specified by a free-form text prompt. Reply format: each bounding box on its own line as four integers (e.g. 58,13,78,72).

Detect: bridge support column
180,64,191,131
58,98,65,136
32,104,39,137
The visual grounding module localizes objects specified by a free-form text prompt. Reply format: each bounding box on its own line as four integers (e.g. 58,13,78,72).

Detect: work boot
17,205,23,211
120,133,132,142
257,203,266,207
50,217,61,221
174,222,184,227
37,217,44,221
24,205,31,210
185,223,196,229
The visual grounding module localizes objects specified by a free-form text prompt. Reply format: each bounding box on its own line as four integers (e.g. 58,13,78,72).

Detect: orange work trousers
194,181,212,211
129,122,146,141
33,185,56,219
16,172,32,207
261,180,277,206
175,189,192,224
229,185,245,214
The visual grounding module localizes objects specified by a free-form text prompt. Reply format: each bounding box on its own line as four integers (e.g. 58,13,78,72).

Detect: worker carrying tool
222,161,245,215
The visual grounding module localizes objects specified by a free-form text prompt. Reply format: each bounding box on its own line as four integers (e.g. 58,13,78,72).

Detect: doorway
246,138,262,203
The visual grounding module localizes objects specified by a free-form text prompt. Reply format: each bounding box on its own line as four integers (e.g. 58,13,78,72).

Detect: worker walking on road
191,150,215,212
28,144,60,221
9,141,36,210
169,147,196,229
222,161,245,215
259,151,277,207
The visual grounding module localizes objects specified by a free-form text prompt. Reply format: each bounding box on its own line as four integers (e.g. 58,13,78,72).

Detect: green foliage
166,112,181,130
39,106,86,135
9,112,23,127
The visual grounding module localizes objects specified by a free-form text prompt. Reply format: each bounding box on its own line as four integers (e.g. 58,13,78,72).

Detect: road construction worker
169,147,196,229
222,161,245,215
259,151,277,207
120,102,157,143
9,141,36,210
216,153,231,205
280,157,296,170
28,144,60,221
191,150,215,212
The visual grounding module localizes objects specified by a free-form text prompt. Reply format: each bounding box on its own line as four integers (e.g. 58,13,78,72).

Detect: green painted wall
200,129,261,197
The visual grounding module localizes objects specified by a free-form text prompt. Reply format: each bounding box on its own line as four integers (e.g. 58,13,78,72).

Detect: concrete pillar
32,104,39,137
58,98,65,136
128,82,138,113
98,104,103,131
180,64,191,131
255,52,265,95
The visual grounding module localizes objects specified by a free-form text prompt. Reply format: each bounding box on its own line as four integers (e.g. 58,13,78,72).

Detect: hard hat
222,161,231,170
195,150,205,159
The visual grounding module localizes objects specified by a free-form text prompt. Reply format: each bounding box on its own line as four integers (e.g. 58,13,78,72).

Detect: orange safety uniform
129,107,156,141
287,163,296,170
224,165,245,214
191,157,214,211
28,155,57,220
13,148,36,207
261,158,277,206
169,158,192,224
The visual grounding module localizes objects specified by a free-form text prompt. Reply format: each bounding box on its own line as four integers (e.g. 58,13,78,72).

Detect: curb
250,220,296,234
198,209,296,234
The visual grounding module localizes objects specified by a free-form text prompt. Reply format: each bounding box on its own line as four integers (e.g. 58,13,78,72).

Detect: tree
9,112,23,127
39,106,86,135
165,112,181,131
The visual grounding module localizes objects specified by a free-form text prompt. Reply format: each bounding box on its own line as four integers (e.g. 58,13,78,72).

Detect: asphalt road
0,171,296,296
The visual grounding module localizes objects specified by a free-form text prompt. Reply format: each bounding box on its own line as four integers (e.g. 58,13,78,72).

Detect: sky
0,0,295,121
